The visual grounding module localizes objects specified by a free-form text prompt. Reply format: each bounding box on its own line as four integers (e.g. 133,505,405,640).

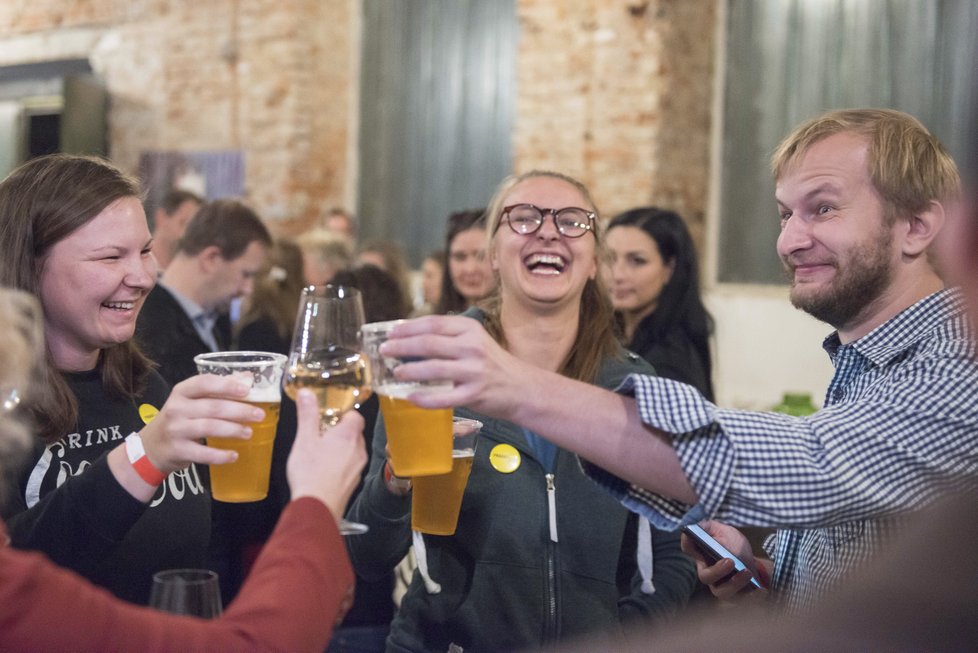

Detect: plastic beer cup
412,417,482,535
193,351,287,502
362,319,454,477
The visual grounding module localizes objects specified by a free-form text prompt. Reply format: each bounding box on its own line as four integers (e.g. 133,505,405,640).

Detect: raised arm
382,315,697,505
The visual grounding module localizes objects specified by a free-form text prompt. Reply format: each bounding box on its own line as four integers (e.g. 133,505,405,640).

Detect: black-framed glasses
499,204,596,238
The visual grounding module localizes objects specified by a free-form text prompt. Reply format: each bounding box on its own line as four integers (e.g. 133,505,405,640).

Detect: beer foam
376,381,453,399
247,385,281,402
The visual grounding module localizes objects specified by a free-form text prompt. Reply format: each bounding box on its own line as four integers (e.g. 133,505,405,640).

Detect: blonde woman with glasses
346,171,696,652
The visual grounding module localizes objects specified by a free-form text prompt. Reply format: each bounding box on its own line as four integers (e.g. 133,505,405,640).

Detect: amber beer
194,351,287,503
379,389,453,477
412,449,475,535
206,389,280,502
411,416,482,535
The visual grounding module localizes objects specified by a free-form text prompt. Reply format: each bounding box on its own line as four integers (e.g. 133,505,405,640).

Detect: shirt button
832,388,844,401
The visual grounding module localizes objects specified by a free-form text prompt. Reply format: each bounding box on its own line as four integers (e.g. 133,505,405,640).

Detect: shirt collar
822,287,964,366
158,280,215,324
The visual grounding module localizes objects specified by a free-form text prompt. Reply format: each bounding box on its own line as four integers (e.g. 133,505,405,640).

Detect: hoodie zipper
544,472,558,644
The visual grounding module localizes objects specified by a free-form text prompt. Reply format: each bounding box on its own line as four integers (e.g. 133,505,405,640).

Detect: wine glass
284,284,371,535
149,569,223,618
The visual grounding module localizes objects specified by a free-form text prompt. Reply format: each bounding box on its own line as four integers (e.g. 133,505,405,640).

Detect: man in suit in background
151,189,203,271
136,198,271,387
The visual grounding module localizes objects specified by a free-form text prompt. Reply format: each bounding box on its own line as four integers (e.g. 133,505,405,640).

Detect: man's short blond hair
771,108,960,222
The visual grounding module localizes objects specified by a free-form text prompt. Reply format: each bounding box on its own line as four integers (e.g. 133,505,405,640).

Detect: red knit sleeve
0,497,354,652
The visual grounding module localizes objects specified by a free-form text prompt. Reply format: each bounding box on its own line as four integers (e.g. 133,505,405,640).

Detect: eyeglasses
499,204,596,238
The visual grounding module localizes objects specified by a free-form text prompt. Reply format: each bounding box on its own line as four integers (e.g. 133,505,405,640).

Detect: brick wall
0,0,715,241
515,0,715,239
0,0,355,235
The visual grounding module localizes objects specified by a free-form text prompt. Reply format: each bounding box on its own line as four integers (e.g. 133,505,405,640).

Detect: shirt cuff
581,373,736,529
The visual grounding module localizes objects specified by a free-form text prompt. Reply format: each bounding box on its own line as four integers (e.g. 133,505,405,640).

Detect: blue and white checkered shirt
585,288,978,611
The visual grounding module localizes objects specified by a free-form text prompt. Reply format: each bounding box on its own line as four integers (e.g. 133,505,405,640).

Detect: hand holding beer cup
193,351,287,502
133,374,260,474
362,319,454,477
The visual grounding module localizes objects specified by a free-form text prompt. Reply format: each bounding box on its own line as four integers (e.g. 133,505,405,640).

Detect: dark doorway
27,112,61,159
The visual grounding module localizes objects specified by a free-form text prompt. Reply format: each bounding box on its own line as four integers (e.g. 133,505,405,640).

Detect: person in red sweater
0,286,367,652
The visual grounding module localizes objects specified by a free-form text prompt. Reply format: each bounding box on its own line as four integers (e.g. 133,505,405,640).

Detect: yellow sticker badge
489,443,520,473
138,403,159,425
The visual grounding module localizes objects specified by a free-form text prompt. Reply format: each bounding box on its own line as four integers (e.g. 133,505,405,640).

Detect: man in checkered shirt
380,108,978,612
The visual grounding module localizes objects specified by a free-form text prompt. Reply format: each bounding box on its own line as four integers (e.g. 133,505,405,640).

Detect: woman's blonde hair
481,170,619,383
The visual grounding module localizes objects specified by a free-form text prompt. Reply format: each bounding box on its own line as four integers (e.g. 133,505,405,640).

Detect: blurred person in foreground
347,171,696,652
375,109,978,613
0,285,367,651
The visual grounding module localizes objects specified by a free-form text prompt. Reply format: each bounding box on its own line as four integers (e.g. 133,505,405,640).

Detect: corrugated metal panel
718,0,978,284
358,0,517,266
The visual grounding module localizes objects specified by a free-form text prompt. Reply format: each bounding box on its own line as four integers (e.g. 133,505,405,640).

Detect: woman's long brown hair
0,154,154,444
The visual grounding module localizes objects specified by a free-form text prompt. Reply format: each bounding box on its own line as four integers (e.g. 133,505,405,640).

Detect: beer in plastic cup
412,417,482,535
379,389,453,476
193,351,287,502
362,319,454,476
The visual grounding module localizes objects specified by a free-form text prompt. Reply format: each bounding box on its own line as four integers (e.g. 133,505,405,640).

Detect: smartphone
683,524,763,590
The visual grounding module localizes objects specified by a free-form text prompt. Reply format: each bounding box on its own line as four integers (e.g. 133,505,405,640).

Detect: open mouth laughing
525,253,567,275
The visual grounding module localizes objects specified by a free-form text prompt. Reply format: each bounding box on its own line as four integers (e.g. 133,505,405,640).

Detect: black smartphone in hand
683,523,763,590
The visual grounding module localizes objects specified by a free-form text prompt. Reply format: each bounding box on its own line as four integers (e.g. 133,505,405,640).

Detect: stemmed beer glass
284,284,370,535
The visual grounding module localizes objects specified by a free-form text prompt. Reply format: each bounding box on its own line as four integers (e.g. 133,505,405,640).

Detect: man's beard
784,227,894,330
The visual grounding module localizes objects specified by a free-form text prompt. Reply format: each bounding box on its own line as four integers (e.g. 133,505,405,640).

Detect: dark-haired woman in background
604,207,715,400
325,263,406,653
434,209,494,314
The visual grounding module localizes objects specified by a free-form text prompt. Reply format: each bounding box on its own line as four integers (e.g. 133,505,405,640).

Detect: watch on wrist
383,459,412,495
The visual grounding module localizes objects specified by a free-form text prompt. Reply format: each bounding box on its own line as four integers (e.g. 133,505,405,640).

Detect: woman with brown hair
0,154,305,605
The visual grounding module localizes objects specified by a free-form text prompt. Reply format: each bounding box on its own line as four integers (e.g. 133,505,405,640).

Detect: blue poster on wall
138,149,245,220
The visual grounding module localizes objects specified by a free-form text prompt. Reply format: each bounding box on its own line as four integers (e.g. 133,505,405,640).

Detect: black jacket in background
628,322,713,402
135,284,231,386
